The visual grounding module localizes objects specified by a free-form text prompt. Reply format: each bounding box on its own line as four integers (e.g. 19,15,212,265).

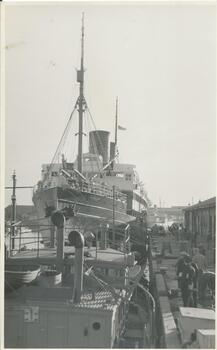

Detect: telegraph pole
11,170,16,250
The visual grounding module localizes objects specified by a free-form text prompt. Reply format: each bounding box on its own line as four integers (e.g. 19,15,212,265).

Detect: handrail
82,181,126,201
34,172,127,202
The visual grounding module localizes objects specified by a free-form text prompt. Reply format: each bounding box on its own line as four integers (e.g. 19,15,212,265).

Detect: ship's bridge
104,163,139,192
75,152,104,175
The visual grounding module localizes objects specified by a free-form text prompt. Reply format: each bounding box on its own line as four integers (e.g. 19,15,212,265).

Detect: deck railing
5,224,51,258
80,181,127,202
33,172,127,203
5,221,131,261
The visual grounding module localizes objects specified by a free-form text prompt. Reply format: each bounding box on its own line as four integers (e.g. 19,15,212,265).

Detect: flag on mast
118,125,126,131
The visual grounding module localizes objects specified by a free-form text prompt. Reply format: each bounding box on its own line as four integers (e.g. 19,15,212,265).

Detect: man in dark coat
191,262,199,307
179,255,196,307
176,252,188,289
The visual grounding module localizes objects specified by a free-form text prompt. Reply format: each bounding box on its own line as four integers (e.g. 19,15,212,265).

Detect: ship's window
51,171,58,177
92,322,101,330
125,174,132,181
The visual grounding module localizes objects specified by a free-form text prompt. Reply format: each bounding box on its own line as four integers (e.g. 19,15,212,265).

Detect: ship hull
32,187,135,244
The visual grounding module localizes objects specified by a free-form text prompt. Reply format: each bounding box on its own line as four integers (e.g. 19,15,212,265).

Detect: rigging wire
62,108,77,163
44,104,77,181
83,109,92,172
55,107,77,163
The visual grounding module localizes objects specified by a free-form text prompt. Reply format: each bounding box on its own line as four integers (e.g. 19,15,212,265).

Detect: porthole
92,322,101,330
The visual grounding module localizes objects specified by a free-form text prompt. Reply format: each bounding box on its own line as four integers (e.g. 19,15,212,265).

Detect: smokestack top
89,129,110,134
89,130,110,165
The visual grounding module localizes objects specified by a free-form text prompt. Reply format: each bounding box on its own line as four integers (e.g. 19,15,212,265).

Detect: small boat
5,264,41,292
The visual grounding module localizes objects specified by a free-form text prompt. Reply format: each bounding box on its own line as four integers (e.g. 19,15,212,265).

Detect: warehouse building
183,197,216,267
183,197,216,239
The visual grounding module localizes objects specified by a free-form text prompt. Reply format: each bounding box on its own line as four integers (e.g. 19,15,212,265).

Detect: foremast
76,13,86,174
114,97,119,162
115,97,118,147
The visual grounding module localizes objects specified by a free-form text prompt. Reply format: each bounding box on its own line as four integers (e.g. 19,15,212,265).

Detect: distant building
147,206,186,227
5,205,37,222
183,197,216,240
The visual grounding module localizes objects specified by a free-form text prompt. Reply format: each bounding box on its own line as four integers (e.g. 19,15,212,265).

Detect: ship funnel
89,130,110,165
68,230,84,303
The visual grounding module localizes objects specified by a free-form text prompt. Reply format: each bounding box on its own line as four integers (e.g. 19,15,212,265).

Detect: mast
112,185,116,247
77,13,85,174
11,170,16,250
112,99,118,246
115,97,118,147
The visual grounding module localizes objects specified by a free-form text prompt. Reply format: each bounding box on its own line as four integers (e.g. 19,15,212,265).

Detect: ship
4,17,154,348
32,14,149,245
5,209,154,348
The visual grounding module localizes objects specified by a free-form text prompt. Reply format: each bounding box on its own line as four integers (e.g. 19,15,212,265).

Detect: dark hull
32,187,136,243
57,187,130,221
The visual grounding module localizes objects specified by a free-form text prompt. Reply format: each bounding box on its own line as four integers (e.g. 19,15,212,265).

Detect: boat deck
6,246,128,266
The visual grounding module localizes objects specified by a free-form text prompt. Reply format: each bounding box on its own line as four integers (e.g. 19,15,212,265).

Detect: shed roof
183,197,216,211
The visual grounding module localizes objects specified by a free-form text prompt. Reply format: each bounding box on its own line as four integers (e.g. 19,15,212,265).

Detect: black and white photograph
2,0,216,348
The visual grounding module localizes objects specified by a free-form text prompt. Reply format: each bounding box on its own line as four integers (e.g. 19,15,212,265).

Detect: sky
4,1,216,208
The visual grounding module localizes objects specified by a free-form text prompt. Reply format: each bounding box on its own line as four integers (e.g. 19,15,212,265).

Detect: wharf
150,234,215,348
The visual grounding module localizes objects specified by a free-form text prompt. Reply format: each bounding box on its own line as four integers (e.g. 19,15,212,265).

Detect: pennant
118,125,126,131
